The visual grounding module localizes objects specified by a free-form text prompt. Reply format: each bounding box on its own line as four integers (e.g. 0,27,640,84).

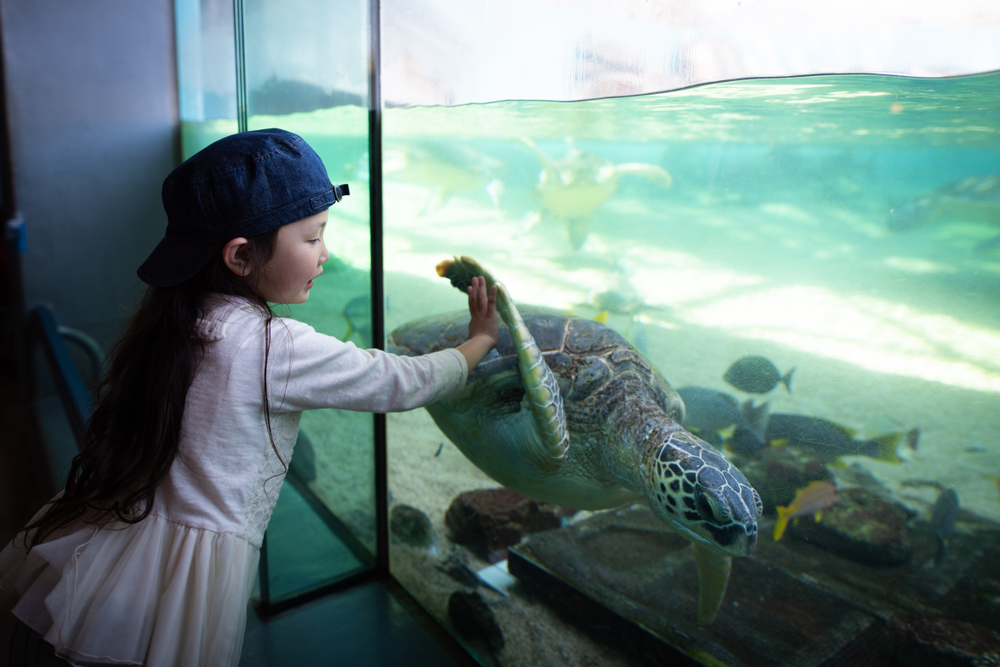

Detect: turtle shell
389,306,684,423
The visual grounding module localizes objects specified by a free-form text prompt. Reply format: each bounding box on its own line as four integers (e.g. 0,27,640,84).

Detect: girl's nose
319,240,330,265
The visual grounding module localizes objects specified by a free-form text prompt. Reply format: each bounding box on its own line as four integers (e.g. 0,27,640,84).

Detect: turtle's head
647,431,762,557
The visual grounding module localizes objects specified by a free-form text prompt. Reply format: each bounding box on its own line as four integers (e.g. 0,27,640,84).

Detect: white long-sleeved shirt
159,293,467,546
0,293,467,666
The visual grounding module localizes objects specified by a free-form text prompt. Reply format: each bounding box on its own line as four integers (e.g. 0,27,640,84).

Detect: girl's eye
309,238,321,244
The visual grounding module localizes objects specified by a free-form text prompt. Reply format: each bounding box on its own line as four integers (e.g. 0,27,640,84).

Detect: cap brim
137,235,220,287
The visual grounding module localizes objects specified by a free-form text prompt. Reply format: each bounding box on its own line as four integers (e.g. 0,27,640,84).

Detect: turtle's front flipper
519,136,560,175
436,256,570,471
613,163,673,190
692,543,732,626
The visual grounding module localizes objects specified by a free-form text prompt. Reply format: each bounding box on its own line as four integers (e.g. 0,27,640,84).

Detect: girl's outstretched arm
456,275,498,371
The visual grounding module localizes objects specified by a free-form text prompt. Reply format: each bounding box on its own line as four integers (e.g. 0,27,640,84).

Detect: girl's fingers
467,277,495,321
469,277,486,311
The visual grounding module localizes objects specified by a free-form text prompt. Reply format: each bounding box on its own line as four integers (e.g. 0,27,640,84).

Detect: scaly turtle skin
389,257,761,625
521,138,673,249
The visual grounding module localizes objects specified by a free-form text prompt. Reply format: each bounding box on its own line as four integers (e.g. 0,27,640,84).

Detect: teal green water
373,72,1000,532
372,72,1000,660
386,71,1000,148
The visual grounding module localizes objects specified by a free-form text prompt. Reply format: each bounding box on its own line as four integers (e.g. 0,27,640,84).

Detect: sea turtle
388,257,761,625
521,137,673,249
384,140,504,215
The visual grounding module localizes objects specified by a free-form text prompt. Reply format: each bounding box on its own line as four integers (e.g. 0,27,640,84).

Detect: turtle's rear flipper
437,256,570,471
693,543,732,626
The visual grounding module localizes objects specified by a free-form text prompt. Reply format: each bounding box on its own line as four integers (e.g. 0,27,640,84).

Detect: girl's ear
222,238,252,276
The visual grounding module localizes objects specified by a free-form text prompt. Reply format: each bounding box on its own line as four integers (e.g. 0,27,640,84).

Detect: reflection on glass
177,0,377,604
383,72,1000,664
174,0,239,155
382,0,1000,105
242,0,368,117
240,0,377,578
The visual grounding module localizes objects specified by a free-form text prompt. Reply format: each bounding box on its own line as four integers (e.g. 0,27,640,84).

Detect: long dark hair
24,231,281,548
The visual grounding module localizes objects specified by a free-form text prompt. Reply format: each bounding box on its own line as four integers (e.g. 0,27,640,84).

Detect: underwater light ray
678,283,1000,392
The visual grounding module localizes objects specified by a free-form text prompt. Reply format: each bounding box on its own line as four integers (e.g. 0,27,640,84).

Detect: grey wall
2,0,179,348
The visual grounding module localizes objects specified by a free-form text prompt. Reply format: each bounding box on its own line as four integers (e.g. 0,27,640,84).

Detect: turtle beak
699,520,757,557
744,523,757,555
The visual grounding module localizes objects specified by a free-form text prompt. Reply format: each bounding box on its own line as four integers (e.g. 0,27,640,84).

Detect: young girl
0,128,498,667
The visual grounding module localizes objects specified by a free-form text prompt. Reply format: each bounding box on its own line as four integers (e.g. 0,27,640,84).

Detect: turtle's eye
695,487,730,524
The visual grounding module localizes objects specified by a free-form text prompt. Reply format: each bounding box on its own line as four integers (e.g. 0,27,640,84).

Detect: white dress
0,294,467,666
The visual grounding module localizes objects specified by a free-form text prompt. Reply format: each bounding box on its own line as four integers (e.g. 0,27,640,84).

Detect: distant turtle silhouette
521,137,673,249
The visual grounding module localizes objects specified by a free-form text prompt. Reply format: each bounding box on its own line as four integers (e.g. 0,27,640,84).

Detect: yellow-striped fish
773,481,840,541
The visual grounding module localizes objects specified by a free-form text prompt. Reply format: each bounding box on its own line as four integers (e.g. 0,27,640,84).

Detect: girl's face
256,210,330,304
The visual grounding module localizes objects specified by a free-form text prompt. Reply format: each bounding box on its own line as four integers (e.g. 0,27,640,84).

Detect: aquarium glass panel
382,0,1000,105
383,71,1000,665
177,0,377,606
174,0,239,156
239,0,378,599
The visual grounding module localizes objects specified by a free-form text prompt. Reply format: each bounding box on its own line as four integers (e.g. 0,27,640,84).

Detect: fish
741,399,771,437
976,236,1000,253
764,414,902,464
678,386,744,433
773,481,839,541
834,463,891,494
887,173,1000,252
584,262,661,354
589,288,648,317
723,400,771,456
678,387,769,436
990,476,1000,503
900,479,945,491
930,488,959,567
905,427,921,452
342,295,372,345
726,425,768,457
723,355,795,394
586,259,666,318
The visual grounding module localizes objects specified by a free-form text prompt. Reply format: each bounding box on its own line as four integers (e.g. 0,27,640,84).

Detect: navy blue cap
138,128,348,287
